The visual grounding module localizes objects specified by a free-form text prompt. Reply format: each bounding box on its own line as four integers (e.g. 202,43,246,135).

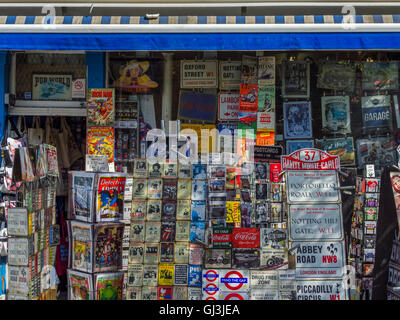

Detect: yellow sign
256,130,275,146
226,201,241,226
180,123,217,154
158,263,174,286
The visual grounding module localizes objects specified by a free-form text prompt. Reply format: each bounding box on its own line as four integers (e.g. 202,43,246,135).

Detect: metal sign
290,241,346,279
219,269,250,292
289,204,344,241
296,279,347,300
181,60,218,88
286,170,340,203
218,92,239,121
281,148,340,171
219,61,241,90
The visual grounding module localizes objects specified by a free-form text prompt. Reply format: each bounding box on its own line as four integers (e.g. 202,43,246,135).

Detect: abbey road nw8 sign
289,204,344,241
286,170,340,203
290,241,346,279
281,148,340,171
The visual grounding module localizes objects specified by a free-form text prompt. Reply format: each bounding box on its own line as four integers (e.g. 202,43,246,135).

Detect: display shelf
8,106,87,117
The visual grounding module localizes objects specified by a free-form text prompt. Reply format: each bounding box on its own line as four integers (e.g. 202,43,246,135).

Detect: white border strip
0,23,400,33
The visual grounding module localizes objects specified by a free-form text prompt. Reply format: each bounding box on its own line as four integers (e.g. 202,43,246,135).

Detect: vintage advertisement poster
132,178,147,199
233,228,260,248
133,159,148,178
205,249,232,269
158,263,175,286
315,137,355,167
176,200,191,221
175,241,190,264
296,279,347,300
241,55,258,84
286,170,340,203
258,56,275,86
188,264,202,287
161,201,177,222
32,74,72,100
85,155,108,172
126,287,142,300
361,95,392,129
239,84,258,113
131,200,146,221
260,228,287,249
226,201,241,226
143,264,158,287
87,88,115,126
86,126,115,163
260,249,288,270
317,61,356,90
218,92,239,121
128,242,144,264
157,286,173,300
126,264,143,287
291,241,346,279
146,199,161,221
189,243,203,265
7,208,29,237
96,174,126,222
70,221,93,273
281,148,340,171
356,137,397,168
181,60,218,88
174,264,189,286
190,221,206,244
148,179,163,200
129,222,145,243
250,288,278,300
173,286,188,300
286,140,313,156
289,204,344,241
212,226,233,248
232,249,260,269
160,242,175,263
175,221,190,242
143,242,159,265
160,221,176,242
72,172,96,222
282,61,310,98
145,221,161,243
93,223,124,273
219,60,241,90
180,123,218,154
95,272,124,300
362,61,398,90
67,269,93,300
321,96,351,133
258,85,275,113
177,179,192,200
283,101,312,139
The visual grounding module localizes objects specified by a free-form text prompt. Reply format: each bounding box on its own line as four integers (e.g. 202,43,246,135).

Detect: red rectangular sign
233,228,260,248
269,163,282,182
281,148,340,171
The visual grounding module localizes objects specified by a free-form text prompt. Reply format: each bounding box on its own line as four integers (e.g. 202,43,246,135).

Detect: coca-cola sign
212,226,232,248
233,228,260,248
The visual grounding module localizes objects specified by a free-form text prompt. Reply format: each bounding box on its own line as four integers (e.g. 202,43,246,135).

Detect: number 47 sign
281,148,340,171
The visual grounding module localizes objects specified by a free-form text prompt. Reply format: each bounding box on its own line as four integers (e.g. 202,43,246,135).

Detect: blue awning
0,15,400,50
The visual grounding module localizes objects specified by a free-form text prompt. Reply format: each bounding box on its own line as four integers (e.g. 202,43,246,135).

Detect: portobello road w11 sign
281,148,340,171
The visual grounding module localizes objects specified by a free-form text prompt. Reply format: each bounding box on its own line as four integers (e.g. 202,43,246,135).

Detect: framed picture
283,101,312,139
32,74,72,100
356,137,397,168
286,140,314,155
315,137,355,166
321,96,351,134
282,61,310,98
362,61,398,91
361,95,392,130
317,61,356,91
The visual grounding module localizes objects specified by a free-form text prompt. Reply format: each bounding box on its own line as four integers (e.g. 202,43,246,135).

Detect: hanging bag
62,117,83,167
56,117,71,169
28,116,44,147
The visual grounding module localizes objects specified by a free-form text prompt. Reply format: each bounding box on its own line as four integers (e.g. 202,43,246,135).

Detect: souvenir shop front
2,13,400,301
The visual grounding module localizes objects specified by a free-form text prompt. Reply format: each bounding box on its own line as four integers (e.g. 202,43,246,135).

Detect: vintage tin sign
289,204,344,241
146,200,162,221
143,243,159,265
219,61,241,90
177,179,192,200
250,289,278,300
282,148,340,171
175,241,190,264
145,221,161,243
202,269,220,299
128,242,144,264
205,249,232,269
296,279,347,300
188,264,202,288
189,243,204,265
286,170,340,203
174,264,189,286
158,263,175,286
131,200,146,221
188,287,202,300
160,242,175,263
142,264,158,287
232,228,260,248
126,264,143,287
126,287,142,300
129,222,145,243
8,266,30,295
157,286,173,300
219,269,250,292
175,221,190,242
8,237,32,266
260,228,287,249
258,56,275,86
181,60,218,88
212,226,233,248
173,286,188,300
220,291,249,300
148,179,163,199
232,249,260,269
260,249,288,270
176,200,191,221
250,270,278,288
218,92,239,121
7,208,29,236
160,221,176,242
291,241,346,279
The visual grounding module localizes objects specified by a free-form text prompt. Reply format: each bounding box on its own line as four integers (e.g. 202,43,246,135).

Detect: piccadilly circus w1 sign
281,148,340,171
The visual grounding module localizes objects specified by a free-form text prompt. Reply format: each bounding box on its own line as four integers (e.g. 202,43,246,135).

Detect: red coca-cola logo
213,234,232,241
232,228,260,248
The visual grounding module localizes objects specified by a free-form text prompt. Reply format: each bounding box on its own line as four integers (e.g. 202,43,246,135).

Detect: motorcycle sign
205,249,232,269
